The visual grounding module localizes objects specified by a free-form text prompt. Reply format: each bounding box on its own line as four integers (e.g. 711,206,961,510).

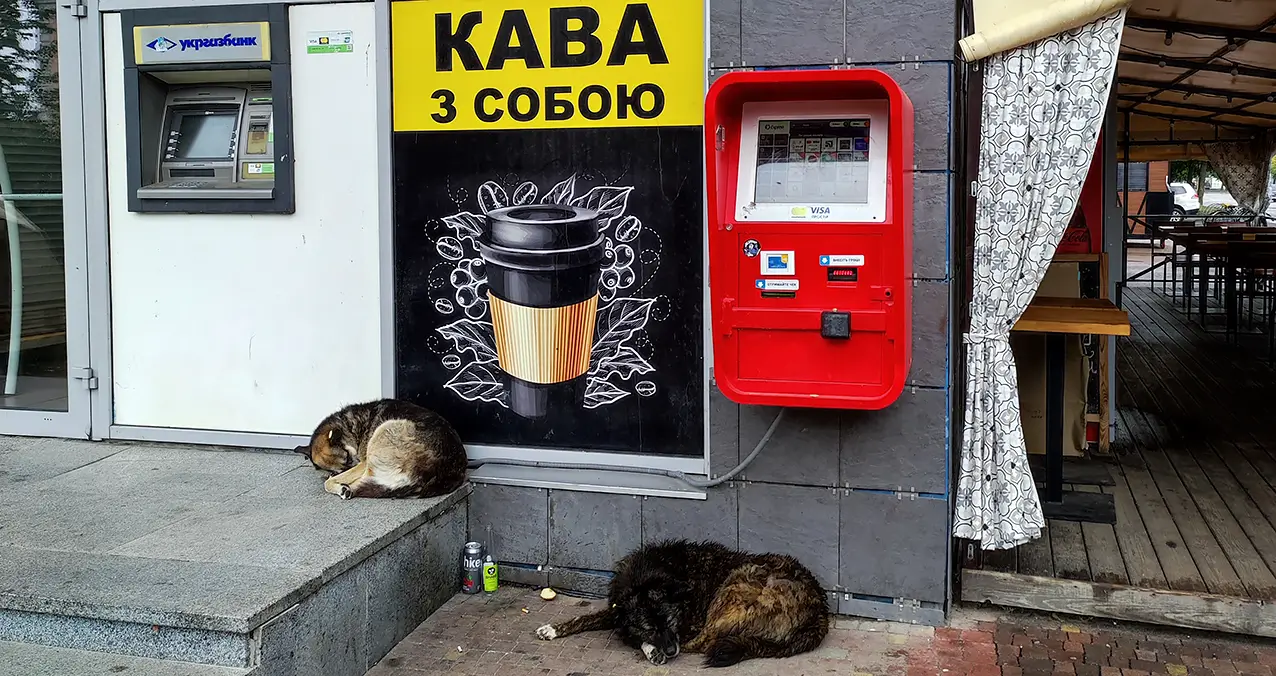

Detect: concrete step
0,641,251,676
0,438,469,676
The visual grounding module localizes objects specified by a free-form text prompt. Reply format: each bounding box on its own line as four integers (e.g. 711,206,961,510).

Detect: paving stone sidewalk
366,587,1276,676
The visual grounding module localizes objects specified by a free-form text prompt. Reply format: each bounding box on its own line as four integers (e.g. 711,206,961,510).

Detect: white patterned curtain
953,10,1127,550
1201,132,1276,214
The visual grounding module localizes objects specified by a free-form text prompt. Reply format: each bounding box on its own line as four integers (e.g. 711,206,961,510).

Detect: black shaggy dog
534,539,829,667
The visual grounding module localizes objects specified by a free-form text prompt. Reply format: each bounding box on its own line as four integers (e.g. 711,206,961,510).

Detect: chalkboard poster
389,0,705,456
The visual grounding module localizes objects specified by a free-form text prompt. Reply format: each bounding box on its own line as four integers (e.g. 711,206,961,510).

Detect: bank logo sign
146,34,259,52
390,0,705,132
146,37,178,53
134,22,271,66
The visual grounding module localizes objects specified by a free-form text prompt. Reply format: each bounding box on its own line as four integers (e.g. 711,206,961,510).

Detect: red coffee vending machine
705,69,915,410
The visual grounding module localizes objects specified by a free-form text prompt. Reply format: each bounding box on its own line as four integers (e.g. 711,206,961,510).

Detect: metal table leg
1226,262,1237,342
1038,333,1116,524
1199,256,1210,325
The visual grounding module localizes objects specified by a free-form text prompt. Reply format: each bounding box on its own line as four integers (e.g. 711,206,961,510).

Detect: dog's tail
702,615,829,668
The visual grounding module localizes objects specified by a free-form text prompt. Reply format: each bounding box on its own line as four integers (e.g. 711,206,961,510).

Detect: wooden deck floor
962,284,1276,637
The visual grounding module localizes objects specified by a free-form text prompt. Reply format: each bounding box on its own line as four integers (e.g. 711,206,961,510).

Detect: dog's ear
292,444,311,457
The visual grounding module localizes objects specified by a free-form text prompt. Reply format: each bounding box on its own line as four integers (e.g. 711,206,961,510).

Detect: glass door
0,0,92,436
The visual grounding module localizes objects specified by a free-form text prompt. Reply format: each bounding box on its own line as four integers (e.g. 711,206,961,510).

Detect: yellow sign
391,0,704,132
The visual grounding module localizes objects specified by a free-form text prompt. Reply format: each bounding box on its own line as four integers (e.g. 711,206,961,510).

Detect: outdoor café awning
1116,0,1276,162
959,0,1276,164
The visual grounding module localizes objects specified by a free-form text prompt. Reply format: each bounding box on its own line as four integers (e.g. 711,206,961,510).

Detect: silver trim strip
469,464,708,500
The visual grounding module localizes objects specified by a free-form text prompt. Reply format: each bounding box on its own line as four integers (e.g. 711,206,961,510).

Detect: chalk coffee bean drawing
435,236,464,261
433,174,662,417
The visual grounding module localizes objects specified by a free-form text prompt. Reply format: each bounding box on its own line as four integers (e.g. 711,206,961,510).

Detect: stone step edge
0,486,470,634
0,640,254,676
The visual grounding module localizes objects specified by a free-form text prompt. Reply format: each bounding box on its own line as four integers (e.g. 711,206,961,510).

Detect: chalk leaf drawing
588,298,655,376
437,318,498,362
584,379,629,409
571,186,633,229
540,175,576,205
442,211,483,239
444,360,509,407
595,346,656,381
434,174,660,412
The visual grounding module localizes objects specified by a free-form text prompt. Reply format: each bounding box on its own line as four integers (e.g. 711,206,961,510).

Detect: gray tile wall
470,0,958,621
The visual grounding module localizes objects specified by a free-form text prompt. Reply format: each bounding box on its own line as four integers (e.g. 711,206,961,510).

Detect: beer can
461,542,484,594
482,555,498,593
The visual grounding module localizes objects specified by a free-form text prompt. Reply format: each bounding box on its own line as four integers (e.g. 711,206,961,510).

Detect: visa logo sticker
818,255,865,267
755,279,799,291
789,206,831,219
766,253,789,268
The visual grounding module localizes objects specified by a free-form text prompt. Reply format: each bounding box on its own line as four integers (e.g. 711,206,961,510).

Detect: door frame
81,0,113,441
0,0,96,439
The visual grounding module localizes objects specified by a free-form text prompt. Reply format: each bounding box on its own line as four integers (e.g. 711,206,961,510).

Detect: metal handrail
0,193,63,201
0,172,64,397
1124,212,1276,287
0,146,25,396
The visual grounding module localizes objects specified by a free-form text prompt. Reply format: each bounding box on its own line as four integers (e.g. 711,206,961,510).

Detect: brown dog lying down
294,398,467,499
535,539,829,667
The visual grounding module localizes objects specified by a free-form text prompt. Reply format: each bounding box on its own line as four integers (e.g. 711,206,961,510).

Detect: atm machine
704,69,915,410
121,6,294,214
146,86,276,200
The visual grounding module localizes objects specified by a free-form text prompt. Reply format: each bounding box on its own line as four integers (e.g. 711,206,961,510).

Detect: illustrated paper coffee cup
480,205,606,419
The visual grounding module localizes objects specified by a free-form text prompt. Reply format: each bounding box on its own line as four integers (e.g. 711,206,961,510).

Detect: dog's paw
535,624,558,641
338,485,353,500
642,643,668,665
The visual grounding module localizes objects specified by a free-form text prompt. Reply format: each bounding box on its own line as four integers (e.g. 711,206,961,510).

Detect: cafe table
1012,296,1131,524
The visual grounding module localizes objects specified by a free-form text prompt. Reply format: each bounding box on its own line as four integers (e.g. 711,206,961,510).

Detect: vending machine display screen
753,118,871,204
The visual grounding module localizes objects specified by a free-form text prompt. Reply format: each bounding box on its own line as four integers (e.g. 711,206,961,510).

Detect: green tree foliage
0,0,59,129
1169,160,1215,193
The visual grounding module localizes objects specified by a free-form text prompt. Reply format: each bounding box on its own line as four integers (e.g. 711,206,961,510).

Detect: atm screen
754,118,871,204
174,112,237,160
